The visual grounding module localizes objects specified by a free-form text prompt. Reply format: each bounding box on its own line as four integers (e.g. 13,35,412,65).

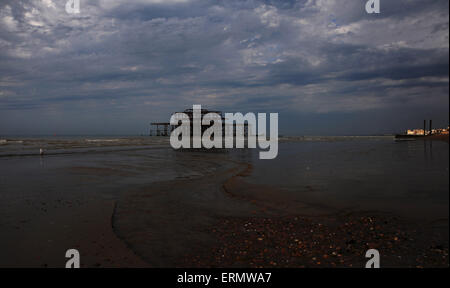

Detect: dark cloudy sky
0,0,448,135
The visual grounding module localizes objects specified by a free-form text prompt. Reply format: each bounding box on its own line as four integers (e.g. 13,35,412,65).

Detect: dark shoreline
395,134,449,143
426,134,450,142
0,139,447,268
112,158,449,268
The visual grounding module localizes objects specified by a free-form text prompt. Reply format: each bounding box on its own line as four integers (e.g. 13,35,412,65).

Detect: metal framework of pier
150,108,252,137
150,122,172,136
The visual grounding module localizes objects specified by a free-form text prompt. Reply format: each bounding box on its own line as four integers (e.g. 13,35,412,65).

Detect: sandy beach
0,198,147,268
0,137,448,267
114,158,449,268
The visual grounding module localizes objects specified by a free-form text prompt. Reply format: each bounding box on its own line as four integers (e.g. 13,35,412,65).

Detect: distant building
406,126,449,136
406,129,427,135
434,127,449,135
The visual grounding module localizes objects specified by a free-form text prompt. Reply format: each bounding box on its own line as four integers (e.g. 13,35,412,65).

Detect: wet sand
426,134,449,142
113,157,449,268
112,156,257,267
0,137,448,268
0,199,147,267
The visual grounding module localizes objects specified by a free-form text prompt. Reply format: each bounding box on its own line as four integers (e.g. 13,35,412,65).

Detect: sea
0,135,448,221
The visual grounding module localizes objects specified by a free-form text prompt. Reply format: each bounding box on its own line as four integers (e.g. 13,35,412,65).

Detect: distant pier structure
150,108,251,136
150,122,172,136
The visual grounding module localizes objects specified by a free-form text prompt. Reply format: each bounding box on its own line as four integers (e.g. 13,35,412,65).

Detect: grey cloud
0,0,448,135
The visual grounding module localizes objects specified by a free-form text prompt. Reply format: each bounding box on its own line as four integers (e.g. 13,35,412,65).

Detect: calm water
0,136,448,221
244,137,449,220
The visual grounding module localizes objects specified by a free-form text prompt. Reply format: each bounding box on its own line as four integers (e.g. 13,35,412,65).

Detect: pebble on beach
180,215,449,268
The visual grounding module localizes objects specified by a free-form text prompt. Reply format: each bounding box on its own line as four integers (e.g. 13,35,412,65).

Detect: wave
280,135,394,142
0,139,24,145
85,139,123,142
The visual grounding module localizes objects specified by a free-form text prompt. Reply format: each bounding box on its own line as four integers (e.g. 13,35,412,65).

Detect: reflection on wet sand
114,151,448,268
0,136,448,267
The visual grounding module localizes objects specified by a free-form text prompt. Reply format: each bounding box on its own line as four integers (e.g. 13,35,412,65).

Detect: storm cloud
0,0,448,135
